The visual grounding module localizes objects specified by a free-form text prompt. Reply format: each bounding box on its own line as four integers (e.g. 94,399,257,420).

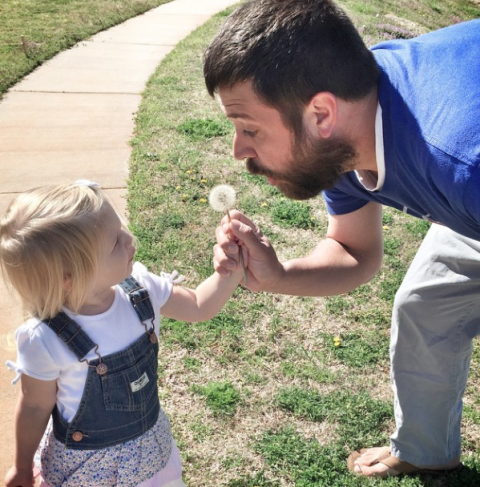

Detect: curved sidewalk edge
0,0,239,479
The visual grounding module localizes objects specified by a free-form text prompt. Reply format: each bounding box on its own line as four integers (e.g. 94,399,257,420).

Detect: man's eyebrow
225,111,255,120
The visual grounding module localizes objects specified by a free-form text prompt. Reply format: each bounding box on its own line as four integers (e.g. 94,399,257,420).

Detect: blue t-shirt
323,19,480,240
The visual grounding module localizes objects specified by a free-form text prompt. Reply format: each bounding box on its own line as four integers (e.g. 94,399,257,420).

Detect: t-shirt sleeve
132,262,173,310
14,322,61,381
464,164,480,227
322,187,369,215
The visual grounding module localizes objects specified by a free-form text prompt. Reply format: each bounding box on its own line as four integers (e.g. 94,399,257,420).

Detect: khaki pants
390,224,480,466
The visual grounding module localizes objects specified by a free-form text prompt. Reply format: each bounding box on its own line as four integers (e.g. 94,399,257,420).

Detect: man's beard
246,134,357,200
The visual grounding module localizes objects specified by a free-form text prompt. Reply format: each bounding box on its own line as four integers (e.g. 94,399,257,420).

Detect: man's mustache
246,158,276,179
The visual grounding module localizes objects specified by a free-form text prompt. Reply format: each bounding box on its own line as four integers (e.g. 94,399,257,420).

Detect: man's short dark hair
204,0,380,135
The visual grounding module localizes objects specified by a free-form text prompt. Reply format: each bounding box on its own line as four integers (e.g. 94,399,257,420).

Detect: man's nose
232,131,257,160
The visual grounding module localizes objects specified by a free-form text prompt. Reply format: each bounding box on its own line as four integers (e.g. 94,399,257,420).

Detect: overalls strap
119,276,155,323
45,312,96,360
45,276,154,360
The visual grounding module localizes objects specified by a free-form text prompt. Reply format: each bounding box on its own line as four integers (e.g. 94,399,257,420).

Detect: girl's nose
124,231,134,248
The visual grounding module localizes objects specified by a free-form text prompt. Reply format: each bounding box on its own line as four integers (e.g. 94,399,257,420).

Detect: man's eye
243,129,258,138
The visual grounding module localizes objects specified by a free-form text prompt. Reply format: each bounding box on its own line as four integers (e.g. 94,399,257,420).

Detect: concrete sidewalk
0,0,238,478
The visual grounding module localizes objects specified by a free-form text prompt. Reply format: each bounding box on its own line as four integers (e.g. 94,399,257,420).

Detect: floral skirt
35,410,175,487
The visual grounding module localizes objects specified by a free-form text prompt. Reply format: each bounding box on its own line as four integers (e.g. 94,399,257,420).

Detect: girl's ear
64,273,73,293
304,92,338,139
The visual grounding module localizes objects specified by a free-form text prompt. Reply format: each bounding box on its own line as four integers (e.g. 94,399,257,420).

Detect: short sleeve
322,187,369,215
14,321,61,381
464,164,480,226
131,262,174,310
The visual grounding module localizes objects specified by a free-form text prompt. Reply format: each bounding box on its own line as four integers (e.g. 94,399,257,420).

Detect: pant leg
390,224,480,467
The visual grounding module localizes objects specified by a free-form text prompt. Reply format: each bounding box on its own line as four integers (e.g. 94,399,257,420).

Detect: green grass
0,0,171,97
125,1,480,484
192,381,242,416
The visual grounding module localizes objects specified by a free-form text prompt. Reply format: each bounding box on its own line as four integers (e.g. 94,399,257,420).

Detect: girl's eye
243,129,258,138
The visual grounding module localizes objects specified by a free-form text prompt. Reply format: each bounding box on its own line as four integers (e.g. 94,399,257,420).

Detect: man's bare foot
348,447,462,479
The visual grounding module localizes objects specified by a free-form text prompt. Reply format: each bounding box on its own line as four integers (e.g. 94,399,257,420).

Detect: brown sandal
347,448,463,478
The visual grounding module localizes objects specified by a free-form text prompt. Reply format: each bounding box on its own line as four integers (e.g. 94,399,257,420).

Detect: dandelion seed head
209,184,236,212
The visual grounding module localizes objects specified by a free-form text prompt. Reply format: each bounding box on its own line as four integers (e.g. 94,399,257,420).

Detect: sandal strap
381,456,420,474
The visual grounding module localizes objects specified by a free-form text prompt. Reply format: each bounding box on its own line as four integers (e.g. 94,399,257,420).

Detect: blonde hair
0,182,116,320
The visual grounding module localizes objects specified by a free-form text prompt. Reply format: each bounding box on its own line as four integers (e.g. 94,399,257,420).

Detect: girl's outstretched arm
161,265,244,323
5,374,57,487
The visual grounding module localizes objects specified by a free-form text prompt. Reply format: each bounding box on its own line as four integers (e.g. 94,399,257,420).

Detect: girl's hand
4,465,34,487
213,210,283,292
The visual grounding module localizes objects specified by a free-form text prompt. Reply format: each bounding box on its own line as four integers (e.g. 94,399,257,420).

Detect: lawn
0,0,171,97
127,0,480,485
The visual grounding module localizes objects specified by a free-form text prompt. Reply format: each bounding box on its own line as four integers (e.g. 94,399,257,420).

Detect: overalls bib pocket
101,345,158,412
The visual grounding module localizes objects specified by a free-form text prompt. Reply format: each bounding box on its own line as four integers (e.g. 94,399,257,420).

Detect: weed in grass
275,387,393,447
162,306,243,351
281,360,337,383
463,405,480,425
382,212,395,225
162,319,199,350
177,117,232,140
184,357,201,371
271,199,318,230
244,371,267,385
405,218,432,239
190,421,214,442
227,471,280,487
256,428,360,487
241,194,271,217
324,294,351,316
275,387,333,423
192,381,241,416
322,332,389,368
379,268,406,303
383,237,402,256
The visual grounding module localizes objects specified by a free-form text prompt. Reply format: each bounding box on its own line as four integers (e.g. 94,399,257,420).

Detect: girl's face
94,202,136,292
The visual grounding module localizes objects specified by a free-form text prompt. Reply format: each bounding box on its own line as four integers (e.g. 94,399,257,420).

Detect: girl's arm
161,265,243,323
5,374,57,487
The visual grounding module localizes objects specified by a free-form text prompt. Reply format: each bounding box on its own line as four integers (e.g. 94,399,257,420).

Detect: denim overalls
44,276,171,455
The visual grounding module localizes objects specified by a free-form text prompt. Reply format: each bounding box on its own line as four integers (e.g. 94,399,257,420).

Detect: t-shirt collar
354,103,385,192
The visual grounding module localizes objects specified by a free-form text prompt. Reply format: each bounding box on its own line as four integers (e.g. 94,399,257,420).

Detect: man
203,0,480,479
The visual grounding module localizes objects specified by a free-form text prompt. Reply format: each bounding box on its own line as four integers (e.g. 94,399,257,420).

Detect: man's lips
266,177,278,186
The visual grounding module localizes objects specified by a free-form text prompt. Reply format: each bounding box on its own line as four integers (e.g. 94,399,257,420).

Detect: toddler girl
1,181,244,487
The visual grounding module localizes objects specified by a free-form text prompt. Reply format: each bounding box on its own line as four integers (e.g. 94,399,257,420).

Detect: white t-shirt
10,262,173,422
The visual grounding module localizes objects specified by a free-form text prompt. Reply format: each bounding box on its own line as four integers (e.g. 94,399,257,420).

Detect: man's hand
213,210,283,292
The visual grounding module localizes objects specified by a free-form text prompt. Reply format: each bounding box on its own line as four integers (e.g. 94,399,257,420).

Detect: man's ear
304,92,337,139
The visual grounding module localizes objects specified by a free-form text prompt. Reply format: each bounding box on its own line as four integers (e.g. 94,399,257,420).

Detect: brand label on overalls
130,372,150,392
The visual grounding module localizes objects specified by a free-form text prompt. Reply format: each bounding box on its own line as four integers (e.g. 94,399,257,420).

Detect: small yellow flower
383,225,389,230
201,179,207,183
185,170,192,174
182,194,188,199
199,198,207,203
333,336,341,347
261,202,268,207
175,185,181,190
